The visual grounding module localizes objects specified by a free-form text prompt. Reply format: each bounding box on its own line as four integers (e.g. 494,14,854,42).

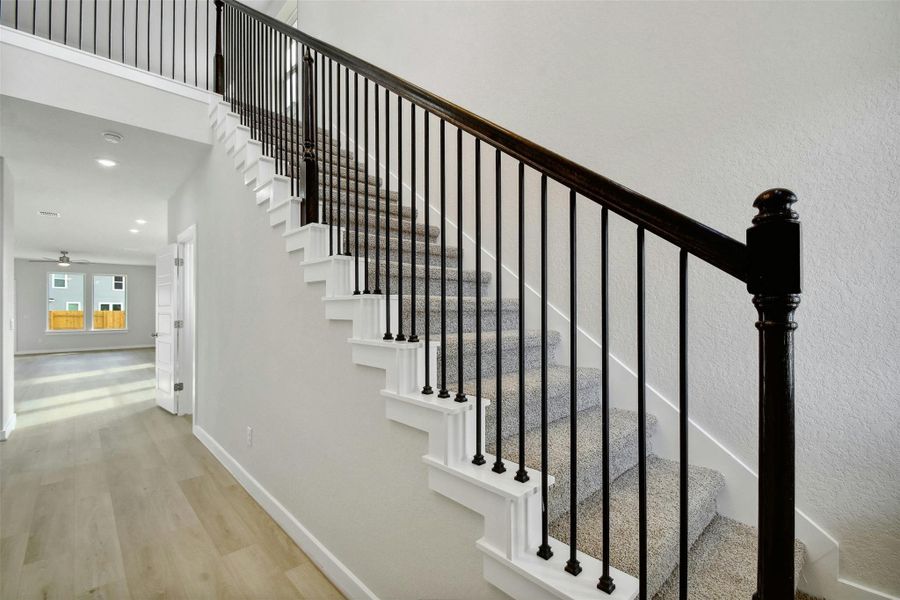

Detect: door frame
176,225,197,417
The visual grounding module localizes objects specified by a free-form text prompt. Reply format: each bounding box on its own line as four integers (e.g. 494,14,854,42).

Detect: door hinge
174,320,184,329
175,257,184,267
174,382,184,392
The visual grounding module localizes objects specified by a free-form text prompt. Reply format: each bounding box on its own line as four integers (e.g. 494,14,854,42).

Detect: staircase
209,89,806,598
0,0,806,595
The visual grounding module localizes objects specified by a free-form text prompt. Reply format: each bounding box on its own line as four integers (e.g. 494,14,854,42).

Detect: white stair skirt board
228,125,250,156
205,93,640,600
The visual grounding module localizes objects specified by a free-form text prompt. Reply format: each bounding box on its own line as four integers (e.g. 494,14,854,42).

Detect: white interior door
155,244,178,414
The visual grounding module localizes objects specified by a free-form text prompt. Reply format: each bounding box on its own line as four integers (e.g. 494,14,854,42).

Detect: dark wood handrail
222,0,748,282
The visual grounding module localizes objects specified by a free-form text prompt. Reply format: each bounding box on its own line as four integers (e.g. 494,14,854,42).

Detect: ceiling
1,97,210,266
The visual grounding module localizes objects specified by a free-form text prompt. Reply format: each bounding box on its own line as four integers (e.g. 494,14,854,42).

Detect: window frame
91,273,128,332
51,275,69,289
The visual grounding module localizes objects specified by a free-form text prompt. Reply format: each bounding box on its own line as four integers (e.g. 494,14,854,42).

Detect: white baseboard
192,424,379,600
15,344,154,356
0,412,16,441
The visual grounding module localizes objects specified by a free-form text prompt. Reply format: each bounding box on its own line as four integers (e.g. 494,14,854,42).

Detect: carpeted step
397,296,519,337
310,169,400,201
438,329,557,383
363,259,489,298
347,231,456,268
550,456,725,599
653,515,806,600
317,189,413,219
480,366,603,436
491,408,657,522
324,208,438,243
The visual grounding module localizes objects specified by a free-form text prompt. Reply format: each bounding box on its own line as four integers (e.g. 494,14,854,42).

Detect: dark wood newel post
747,188,802,600
214,0,224,95
301,47,319,224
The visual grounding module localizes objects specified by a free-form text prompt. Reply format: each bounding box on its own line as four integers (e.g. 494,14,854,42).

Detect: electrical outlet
246,426,253,447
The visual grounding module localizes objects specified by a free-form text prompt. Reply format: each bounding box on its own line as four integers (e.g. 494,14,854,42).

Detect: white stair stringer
208,96,641,600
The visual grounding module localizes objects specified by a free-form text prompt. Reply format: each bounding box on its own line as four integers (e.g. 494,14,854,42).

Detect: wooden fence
93,311,126,329
48,310,84,330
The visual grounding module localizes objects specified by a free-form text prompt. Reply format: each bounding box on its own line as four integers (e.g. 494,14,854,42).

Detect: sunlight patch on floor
17,362,154,385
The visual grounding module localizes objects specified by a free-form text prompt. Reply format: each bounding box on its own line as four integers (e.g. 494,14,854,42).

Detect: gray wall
1,158,15,438
169,145,507,600
14,260,154,354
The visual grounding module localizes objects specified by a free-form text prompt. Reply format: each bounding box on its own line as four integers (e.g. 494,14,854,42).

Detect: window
47,273,85,331
93,274,127,330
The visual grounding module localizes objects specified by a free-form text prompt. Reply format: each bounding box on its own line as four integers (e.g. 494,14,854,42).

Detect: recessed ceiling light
135,219,147,225
103,131,124,144
129,229,140,234
96,158,117,168
38,210,61,218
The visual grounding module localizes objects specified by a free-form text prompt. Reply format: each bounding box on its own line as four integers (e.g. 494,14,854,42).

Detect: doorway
154,225,196,416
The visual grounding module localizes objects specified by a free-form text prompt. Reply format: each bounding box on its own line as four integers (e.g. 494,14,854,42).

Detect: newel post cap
747,188,802,296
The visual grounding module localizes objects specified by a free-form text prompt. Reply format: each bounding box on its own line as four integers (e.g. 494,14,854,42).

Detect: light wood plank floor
1,349,345,600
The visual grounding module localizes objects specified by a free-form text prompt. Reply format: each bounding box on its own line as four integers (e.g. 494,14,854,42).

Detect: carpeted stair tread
481,366,603,435
550,456,725,598
327,208,438,241
438,329,558,381
493,408,656,521
653,515,806,600
397,295,520,335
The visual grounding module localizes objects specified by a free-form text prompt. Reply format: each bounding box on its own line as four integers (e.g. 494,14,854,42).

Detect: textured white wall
298,1,900,594
168,144,510,600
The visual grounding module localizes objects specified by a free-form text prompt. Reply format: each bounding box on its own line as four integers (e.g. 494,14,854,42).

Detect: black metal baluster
537,174,553,558
454,128,466,403
564,188,581,575
108,0,112,59
194,0,198,85
336,61,342,256
171,0,175,77
598,205,615,594
339,67,357,256
383,88,393,339
293,41,301,198
492,148,505,474
363,78,371,292
373,83,381,293
679,248,689,599
395,96,405,340
93,0,96,52
353,71,360,292
160,0,164,74
328,57,334,255
637,226,648,600
32,0,35,34
146,0,150,70
206,0,209,89
514,161,529,484
472,139,485,463
344,66,351,257
421,112,433,394
437,119,449,399
408,106,419,343
319,54,325,226
79,0,83,50
182,0,186,82
132,0,136,67
48,0,52,41
64,0,68,46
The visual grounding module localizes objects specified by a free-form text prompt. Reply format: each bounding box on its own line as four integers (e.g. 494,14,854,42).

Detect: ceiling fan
29,250,91,267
